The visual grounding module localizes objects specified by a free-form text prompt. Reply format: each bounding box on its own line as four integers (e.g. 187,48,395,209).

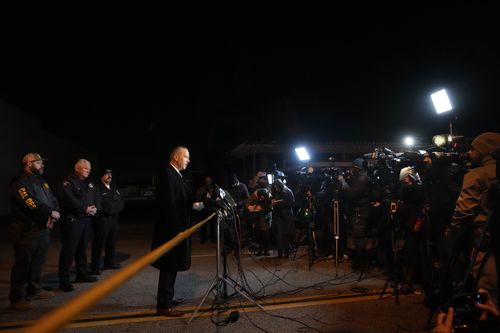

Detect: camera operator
447,132,500,312
228,173,250,242
271,179,295,258
337,158,373,270
396,166,427,294
314,178,336,259
433,288,499,333
246,172,272,256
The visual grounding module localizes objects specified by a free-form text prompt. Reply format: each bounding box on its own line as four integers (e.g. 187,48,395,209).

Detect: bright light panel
295,147,310,161
431,89,452,114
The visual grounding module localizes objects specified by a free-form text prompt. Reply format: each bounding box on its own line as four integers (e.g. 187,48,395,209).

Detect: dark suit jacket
151,164,193,271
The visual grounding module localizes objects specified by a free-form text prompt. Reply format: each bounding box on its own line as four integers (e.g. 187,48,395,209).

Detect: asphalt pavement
0,209,434,333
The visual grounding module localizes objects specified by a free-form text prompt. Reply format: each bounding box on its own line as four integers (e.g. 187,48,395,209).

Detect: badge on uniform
63,181,70,187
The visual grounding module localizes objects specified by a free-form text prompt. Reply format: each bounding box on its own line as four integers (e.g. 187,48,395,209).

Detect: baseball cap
22,153,47,164
101,169,113,176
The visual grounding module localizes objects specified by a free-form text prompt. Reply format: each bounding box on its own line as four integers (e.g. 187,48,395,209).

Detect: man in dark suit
151,146,193,317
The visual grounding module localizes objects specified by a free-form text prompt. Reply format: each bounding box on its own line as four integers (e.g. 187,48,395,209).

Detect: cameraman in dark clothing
9,153,59,310
228,173,250,241
338,158,373,269
447,132,500,320
314,179,336,258
91,169,124,275
246,172,272,256
396,166,426,293
195,176,217,243
58,159,99,292
271,179,295,258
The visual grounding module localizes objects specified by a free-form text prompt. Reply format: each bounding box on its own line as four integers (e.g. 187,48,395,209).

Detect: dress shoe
156,308,184,317
172,298,185,306
33,290,55,300
10,301,33,311
75,275,98,283
90,270,102,276
60,283,75,292
104,263,121,270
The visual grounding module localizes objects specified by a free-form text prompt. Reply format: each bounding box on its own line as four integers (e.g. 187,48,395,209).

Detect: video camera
448,291,490,332
363,145,468,186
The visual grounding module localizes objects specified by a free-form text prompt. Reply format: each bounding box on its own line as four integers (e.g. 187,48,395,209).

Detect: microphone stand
188,201,264,324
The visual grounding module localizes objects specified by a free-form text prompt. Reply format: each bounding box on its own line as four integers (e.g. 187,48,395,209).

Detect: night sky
2,3,500,175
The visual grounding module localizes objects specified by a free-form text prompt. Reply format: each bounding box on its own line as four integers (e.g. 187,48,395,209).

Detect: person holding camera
447,132,500,310
433,289,499,333
337,158,373,270
246,172,272,256
271,179,295,259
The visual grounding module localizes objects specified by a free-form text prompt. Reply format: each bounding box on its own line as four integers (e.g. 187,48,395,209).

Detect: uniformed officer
58,158,98,292
91,169,124,275
9,153,60,311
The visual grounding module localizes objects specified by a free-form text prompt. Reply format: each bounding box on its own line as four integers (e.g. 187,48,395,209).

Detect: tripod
188,208,264,324
378,201,401,305
292,203,318,270
332,199,341,276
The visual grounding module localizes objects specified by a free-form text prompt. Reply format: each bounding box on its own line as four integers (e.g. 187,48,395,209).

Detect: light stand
378,201,400,305
430,88,453,138
188,206,264,324
332,199,340,276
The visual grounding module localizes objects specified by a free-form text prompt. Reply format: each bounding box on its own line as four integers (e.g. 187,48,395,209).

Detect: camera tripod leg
188,277,219,324
378,275,400,305
222,276,265,311
307,228,319,270
292,231,307,261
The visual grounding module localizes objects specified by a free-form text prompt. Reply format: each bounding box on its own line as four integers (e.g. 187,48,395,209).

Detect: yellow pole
23,213,215,333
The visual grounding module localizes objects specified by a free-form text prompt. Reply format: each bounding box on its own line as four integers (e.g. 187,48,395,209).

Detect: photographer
271,179,295,258
246,172,272,256
338,158,373,270
396,166,426,294
433,289,499,333
447,132,500,311
314,178,337,259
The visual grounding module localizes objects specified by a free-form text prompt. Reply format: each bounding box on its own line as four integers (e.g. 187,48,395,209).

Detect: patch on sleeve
63,181,71,187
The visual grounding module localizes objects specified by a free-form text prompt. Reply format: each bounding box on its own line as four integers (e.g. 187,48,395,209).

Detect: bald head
170,146,190,171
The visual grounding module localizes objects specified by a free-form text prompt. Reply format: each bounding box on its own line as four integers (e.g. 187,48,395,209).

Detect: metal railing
22,213,215,333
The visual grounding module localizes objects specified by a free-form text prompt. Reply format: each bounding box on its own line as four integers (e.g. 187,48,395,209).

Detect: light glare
404,136,415,146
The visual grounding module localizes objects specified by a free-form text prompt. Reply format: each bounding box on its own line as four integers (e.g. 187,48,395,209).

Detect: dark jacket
60,174,98,220
96,182,124,217
151,164,193,272
10,171,59,229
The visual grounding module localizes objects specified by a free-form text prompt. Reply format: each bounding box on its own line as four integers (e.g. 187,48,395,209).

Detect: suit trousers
157,270,178,309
